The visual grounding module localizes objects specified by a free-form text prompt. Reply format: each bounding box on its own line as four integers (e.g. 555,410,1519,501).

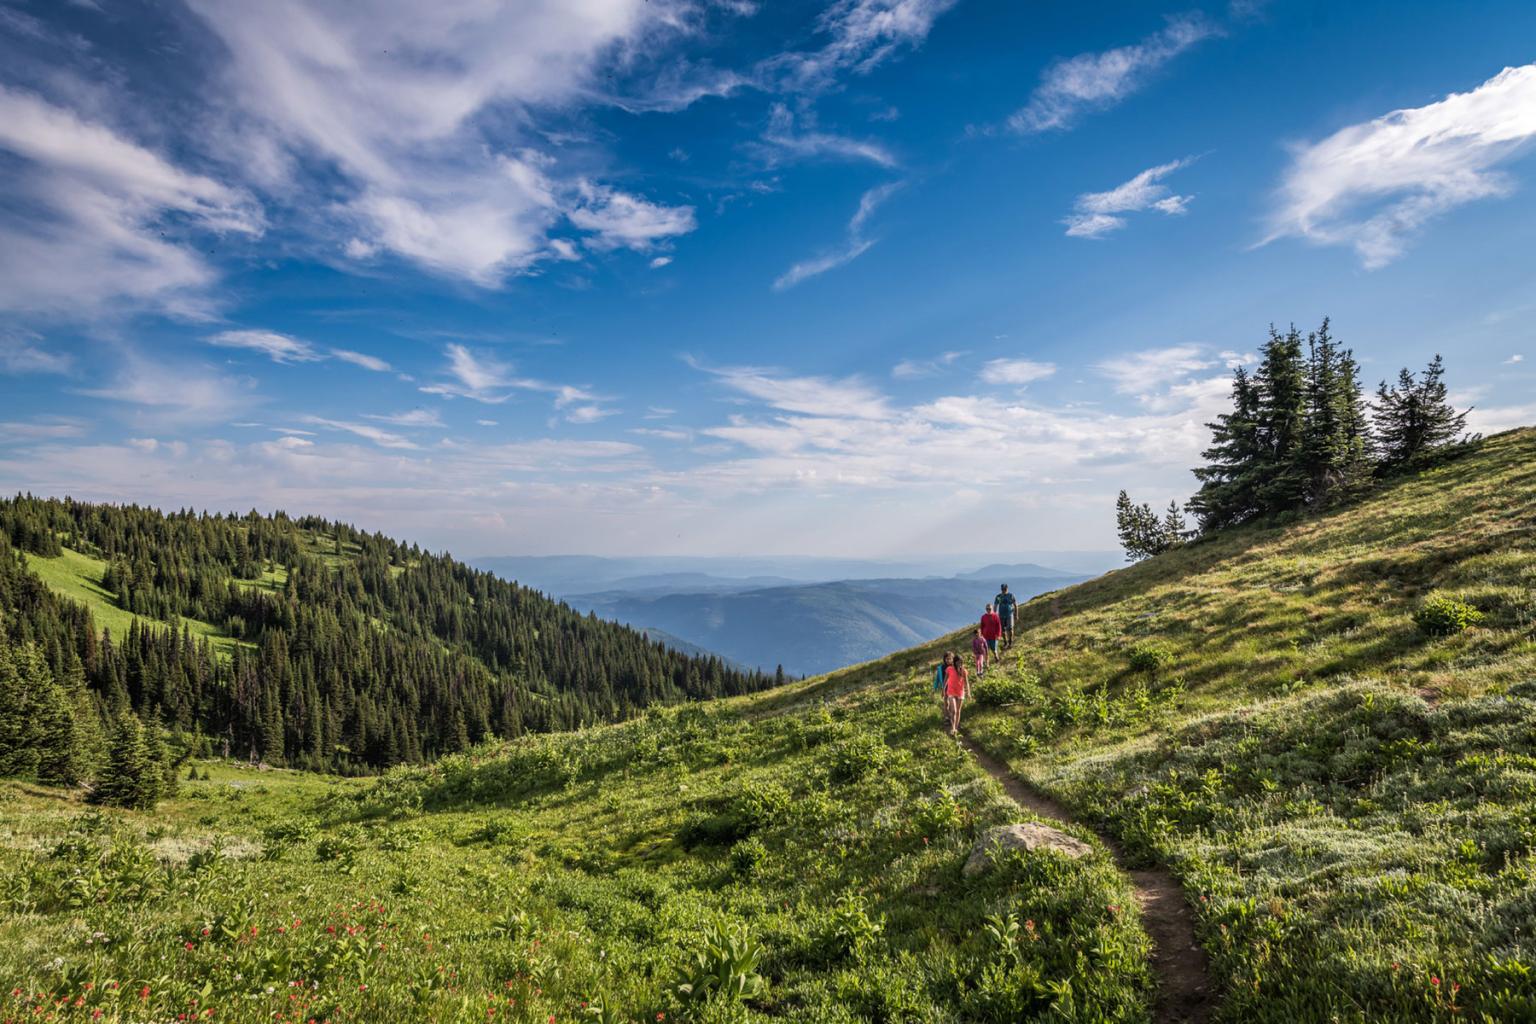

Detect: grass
0,682,1153,1022
23,548,246,657
4,428,1535,1022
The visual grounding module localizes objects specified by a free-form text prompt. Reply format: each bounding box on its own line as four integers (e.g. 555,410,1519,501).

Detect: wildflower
1431,977,1440,987
185,941,195,950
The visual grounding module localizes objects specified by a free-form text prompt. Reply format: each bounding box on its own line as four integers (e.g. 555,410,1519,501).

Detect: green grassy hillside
22,546,248,657
1,430,1532,1022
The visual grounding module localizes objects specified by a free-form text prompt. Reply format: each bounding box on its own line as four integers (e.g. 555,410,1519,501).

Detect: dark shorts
986,639,998,653
1000,617,1014,631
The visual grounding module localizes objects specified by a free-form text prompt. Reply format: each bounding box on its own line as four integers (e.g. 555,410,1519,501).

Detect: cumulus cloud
774,182,900,289
1064,158,1194,238
1095,344,1214,397
566,181,697,252
0,85,262,317
1266,62,1536,268
1008,14,1218,133
1506,354,1525,365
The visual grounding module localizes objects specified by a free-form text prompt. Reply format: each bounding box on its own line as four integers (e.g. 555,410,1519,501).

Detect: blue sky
1,0,1533,559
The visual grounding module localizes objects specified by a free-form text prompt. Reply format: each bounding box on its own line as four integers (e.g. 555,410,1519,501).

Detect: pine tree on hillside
1298,319,1371,505
91,711,160,809
1253,326,1309,513
1373,355,1471,468
1188,366,1264,530
1116,491,1181,561
0,642,43,777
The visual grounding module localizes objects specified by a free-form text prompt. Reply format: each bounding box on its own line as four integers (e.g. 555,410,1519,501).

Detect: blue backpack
933,663,947,692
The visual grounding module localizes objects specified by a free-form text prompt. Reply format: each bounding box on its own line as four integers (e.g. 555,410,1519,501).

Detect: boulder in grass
963,822,1092,876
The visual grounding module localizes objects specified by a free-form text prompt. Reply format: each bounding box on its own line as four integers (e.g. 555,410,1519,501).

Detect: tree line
0,499,774,801
1116,319,1472,560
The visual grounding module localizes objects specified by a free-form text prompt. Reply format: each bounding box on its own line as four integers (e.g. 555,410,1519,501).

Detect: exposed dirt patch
960,736,1216,1024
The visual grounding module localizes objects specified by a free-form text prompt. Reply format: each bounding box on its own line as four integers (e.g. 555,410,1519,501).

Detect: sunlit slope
944,427,1536,1021
0,657,1158,1022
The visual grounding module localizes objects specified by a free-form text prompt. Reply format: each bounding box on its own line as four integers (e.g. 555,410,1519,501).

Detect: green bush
973,674,1041,708
673,921,768,1004
1126,641,1175,674
827,732,888,785
729,836,767,879
1415,592,1484,636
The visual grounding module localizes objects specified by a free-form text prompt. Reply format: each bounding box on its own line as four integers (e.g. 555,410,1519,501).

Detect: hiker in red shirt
978,604,1002,675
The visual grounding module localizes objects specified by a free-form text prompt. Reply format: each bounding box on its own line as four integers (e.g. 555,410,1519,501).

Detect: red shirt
980,612,1002,641
945,665,967,697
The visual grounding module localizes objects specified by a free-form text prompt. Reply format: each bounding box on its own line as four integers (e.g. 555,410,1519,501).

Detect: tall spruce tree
91,711,160,810
1188,366,1264,530
1115,491,1181,561
1373,354,1470,467
1298,318,1370,505
1253,325,1309,513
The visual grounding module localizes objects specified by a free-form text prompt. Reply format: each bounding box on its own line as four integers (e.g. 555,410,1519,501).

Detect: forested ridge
0,496,771,780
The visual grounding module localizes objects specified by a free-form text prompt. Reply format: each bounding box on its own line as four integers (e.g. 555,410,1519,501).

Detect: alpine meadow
3,2,1536,1023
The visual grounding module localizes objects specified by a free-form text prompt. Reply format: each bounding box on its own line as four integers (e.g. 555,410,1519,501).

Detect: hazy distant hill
570,573,1085,676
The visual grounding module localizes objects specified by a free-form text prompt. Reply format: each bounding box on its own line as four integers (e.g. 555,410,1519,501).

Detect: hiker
994,583,1018,648
979,603,1002,666
944,652,970,736
932,651,954,707
971,626,988,677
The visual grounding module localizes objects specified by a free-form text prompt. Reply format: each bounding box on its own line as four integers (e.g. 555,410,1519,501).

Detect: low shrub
973,674,1042,708
827,732,889,785
1126,641,1175,674
1414,592,1484,636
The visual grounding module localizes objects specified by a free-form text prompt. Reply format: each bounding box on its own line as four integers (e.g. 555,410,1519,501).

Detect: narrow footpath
959,735,1216,1024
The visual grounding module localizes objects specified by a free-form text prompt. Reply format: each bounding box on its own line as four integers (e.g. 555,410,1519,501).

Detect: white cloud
754,103,897,168
332,349,392,372
1467,404,1536,436
364,409,444,428
1064,158,1194,238
0,416,88,442
1507,354,1525,365
1095,344,1214,397
700,362,894,420
631,426,691,441
207,329,320,363
649,256,674,269
184,1,698,284
566,181,697,252
0,331,72,374
0,85,262,317
564,405,617,424
1266,63,1536,268
984,358,1057,385
476,419,498,427
422,344,612,422
1009,14,1218,133
301,416,419,450
892,350,964,379
77,353,261,425
774,182,900,289
765,0,960,93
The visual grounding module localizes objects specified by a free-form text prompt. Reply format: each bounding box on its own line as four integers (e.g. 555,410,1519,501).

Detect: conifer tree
1298,319,1371,505
1253,325,1309,512
91,711,159,809
0,642,42,777
1188,366,1264,530
1373,355,1470,467
1115,491,1180,561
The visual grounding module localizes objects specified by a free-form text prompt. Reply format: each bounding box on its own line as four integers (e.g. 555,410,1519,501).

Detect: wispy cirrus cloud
765,0,961,93
1265,62,1536,268
1065,158,1194,238
0,85,262,318
76,353,262,425
774,181,901,289
1,330,72,374
364,409,444,428
1008,14,1219,134
206,330,393,372
892,350,965,379
697,360,894,420
422,343,614,422
207,329,320,363
753,103,898,168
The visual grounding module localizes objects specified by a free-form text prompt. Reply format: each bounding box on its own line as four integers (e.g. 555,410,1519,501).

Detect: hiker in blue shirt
994,583,1018,649
932,651,954,709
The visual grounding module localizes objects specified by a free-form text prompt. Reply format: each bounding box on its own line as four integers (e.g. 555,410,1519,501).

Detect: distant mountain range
473,555,1104,677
